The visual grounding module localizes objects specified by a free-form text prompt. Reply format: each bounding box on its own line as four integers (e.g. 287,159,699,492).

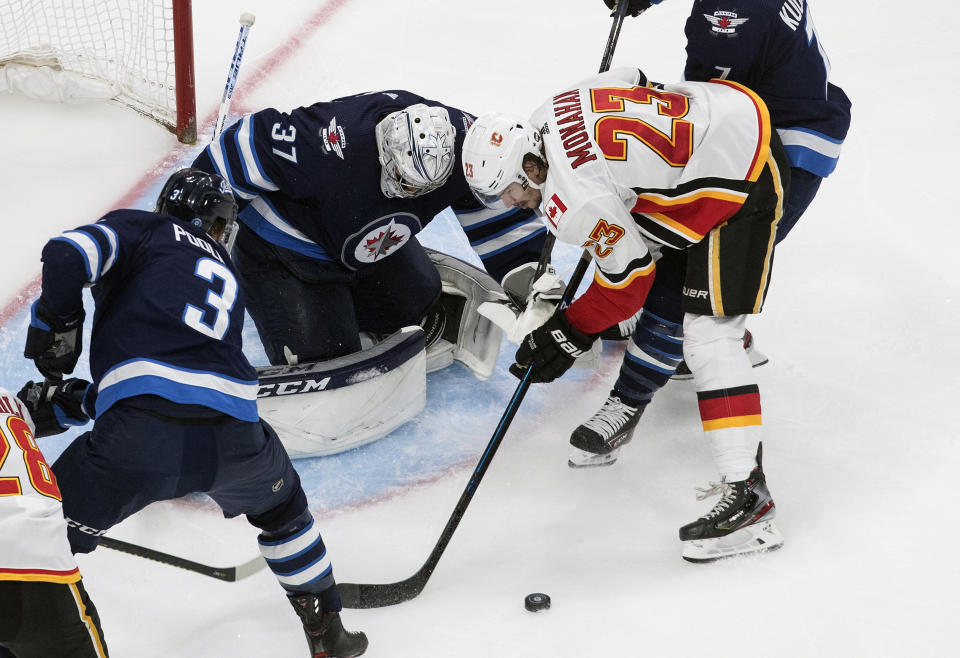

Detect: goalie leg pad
426,248,508,380
256,327,426,458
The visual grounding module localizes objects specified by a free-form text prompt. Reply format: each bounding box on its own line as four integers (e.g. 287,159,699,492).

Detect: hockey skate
679,446,783,563
673,329,768,380
567,396,643,468
289,594,368,658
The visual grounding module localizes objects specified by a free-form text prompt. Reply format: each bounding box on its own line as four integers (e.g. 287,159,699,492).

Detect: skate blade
567,447,619,469
681,520,784,563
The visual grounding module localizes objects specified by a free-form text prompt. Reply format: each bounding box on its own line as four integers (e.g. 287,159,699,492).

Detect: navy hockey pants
52,398,305,555
234,224,441,365
776,166,823,243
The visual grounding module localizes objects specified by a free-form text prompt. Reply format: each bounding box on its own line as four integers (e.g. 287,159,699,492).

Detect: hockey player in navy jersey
572,0,853,468
21,169,367,657
191,90,548,369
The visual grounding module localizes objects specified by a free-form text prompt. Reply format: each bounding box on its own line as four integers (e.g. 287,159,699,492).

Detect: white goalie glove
477,262,602,369
479,263,564,344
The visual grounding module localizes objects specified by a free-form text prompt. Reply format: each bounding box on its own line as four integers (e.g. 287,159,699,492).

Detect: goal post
0,0,198,144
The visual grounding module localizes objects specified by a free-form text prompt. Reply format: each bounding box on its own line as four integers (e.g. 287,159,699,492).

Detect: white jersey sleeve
0,389,80,584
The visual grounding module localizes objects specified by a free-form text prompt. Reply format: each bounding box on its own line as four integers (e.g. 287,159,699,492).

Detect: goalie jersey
0,390,80,584
38,210,260,421
192,89,546,281
530,68,775,334
683,0,851,177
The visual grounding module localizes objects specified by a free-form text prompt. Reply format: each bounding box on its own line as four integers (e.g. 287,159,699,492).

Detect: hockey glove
602,0,659,18
24,299,85,380
500,262,565,312
17,378,91,438
510,309,596,383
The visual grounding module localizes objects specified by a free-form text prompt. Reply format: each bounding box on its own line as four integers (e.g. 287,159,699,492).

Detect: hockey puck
524,592,551,612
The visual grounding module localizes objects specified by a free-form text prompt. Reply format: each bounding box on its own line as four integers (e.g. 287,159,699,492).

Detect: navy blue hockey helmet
156,168,239,245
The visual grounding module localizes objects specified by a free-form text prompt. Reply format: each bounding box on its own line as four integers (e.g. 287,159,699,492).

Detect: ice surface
2,1,958,656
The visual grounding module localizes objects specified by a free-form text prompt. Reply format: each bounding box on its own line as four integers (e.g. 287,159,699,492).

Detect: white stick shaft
213,19,254,138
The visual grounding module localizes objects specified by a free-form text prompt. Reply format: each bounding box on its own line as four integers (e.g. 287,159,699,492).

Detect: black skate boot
673,329,768,380
679,444,784,562
568,396,643,468
289,594,368,658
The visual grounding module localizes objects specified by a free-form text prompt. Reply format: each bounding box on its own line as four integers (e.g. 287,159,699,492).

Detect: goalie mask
156,167,240,251
461,113,543,209
376,104,456,198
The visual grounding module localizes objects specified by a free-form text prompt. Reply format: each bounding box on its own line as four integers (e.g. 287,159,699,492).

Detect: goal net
0,0,196,143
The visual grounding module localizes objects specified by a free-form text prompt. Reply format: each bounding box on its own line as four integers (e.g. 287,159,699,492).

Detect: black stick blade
339,578,427,609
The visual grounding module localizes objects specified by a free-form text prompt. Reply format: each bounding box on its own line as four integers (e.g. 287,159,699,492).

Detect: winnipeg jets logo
343,213,421,268
364,224,406,259
321,117,347,159
704,10,748,36
352,218,414,264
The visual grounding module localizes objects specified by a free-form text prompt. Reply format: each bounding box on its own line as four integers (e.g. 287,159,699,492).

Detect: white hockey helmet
461,113,543,208
376,103,456,198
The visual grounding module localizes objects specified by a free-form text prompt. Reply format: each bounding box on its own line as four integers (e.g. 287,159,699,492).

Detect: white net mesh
0,0,179,130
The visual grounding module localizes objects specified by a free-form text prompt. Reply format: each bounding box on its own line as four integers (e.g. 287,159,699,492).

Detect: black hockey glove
17,378,91,438
602,0,658,18
24,299,85,380
501,262,565,311
510,309,596,383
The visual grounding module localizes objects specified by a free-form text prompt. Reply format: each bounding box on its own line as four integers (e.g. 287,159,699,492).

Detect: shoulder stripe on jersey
708,79,772,182
236,115,280,192
96,358,259,422
90,223,119,276
475,224,546,259
207,130,257,200
454,206,521,228
238,199,332,260
54,231,102,283
469,220,545,253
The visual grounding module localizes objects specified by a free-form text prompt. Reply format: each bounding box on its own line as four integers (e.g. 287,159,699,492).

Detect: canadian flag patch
544,194,567,229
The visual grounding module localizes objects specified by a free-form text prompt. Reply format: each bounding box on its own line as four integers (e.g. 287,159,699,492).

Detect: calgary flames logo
490,132,503,146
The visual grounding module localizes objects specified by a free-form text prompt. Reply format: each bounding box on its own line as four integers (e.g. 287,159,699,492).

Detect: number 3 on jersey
183,257,237,340
590,86,694,166
0,415,61,499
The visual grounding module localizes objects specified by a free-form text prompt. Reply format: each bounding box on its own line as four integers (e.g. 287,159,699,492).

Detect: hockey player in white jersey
0,384,108,657
462,67,787,561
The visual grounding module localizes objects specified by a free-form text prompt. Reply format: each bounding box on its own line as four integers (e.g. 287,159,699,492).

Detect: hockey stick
213,12,256,137
99,536,267,582
532,0,632,279
338,256,590,609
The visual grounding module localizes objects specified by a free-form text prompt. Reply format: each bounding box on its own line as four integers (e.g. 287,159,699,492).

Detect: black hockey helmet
156,168,239,245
